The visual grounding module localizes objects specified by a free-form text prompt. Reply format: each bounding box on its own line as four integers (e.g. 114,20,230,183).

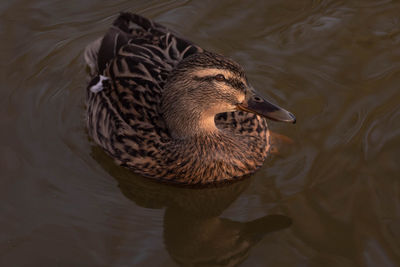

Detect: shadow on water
91,145,292,266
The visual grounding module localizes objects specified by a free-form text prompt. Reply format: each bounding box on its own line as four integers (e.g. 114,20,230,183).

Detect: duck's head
161,51,295,139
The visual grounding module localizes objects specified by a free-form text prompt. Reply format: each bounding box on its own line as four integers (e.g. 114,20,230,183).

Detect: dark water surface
1,0,400,266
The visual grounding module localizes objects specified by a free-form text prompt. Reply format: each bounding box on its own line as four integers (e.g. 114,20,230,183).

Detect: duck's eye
215,74,226,82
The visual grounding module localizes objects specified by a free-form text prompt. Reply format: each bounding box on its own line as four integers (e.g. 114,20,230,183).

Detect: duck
84,12,296,185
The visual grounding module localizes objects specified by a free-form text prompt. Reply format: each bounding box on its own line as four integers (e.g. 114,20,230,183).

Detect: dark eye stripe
193,76,214,82
226,78,246,92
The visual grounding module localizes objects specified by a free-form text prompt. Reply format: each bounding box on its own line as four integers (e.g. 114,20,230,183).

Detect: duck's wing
85,13,203,176
94,12,203,75
97,12,203,129
84,12,203,78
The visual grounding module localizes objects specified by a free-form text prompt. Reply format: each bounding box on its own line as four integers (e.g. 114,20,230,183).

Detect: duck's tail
84,37,101,78
84,12,173,78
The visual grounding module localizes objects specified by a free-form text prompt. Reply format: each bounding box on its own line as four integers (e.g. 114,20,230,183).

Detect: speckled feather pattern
85,13,271,184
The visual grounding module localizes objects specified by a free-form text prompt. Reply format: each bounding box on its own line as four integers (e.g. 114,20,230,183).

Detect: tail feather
84,37,102,78
115,12,168,33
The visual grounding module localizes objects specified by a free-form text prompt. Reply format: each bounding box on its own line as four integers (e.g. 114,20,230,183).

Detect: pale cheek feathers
237,93,245,103
216,83,245,104
209,103,236,113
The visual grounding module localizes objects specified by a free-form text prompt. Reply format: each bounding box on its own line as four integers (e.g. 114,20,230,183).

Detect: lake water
1,0,400,266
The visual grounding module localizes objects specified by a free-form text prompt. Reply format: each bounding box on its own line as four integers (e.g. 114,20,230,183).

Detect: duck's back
85,13,270,184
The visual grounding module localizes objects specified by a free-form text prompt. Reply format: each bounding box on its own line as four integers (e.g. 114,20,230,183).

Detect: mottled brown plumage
84,12,295,185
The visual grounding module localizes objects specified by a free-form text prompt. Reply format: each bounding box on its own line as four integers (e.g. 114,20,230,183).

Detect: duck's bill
237,91,296,124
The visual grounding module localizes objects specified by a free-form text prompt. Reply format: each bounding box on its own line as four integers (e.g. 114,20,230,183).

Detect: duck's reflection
91,146,292,266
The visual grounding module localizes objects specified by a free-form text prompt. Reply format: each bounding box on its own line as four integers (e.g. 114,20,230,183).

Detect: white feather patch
90,75,109,93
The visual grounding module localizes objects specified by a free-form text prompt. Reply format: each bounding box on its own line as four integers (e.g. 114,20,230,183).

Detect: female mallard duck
84,12,295,185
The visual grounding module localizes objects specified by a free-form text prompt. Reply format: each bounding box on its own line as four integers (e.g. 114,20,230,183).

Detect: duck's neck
162,104,220,139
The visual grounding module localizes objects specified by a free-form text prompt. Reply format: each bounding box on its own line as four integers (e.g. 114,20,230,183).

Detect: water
1,0,400,266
